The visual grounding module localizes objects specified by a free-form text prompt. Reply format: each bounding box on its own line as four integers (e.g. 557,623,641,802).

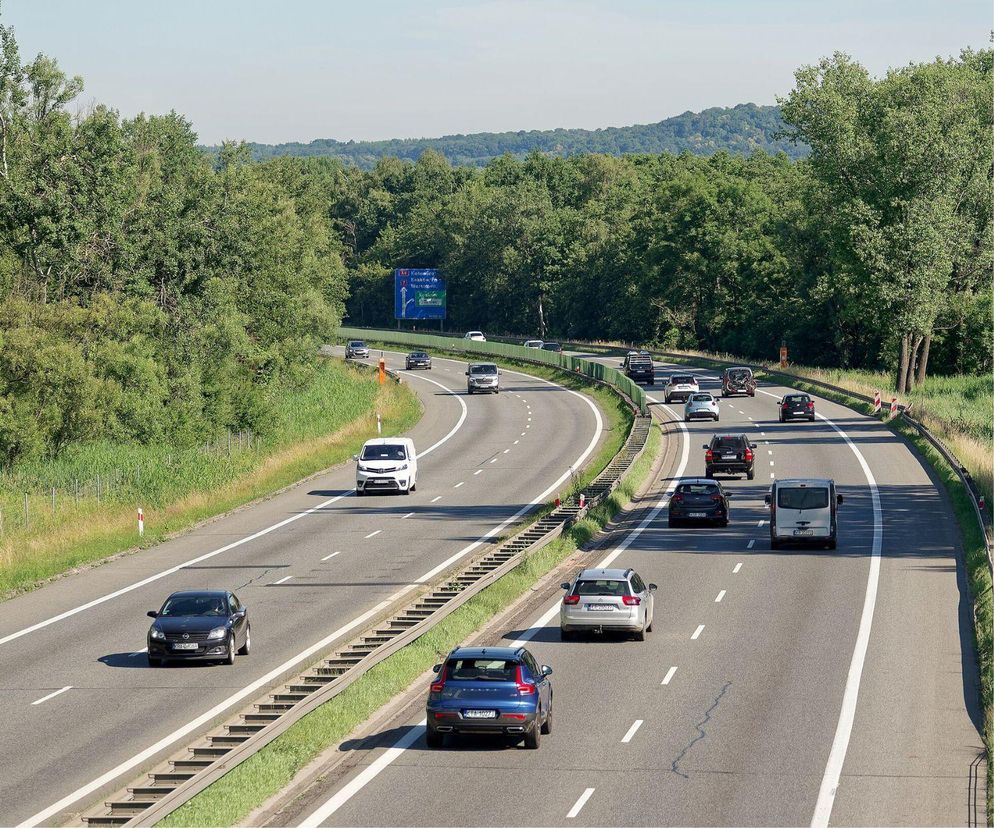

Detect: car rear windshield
629,357,652,366
677,483,720,495
727,369,751,381
470,364,497,374
785,394,809,403
160,595,227,616
691,393,712,402
446,658,518,681
777,487,830,510
572,579,631,597
542,342,561,350
713,436,745,450
671,375,695,384
361,444,407,461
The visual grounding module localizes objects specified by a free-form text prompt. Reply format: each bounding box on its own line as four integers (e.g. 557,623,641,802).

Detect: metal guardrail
78,374,652,826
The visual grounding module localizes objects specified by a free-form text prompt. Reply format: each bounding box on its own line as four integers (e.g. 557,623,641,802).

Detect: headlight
150,626,165,640
207,626,228,640
358,464,370,472
399,463,408,470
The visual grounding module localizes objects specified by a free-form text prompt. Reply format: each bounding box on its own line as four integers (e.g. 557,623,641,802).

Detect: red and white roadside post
138,508,144,537
578,493,586,509
889,397,899,421
873,390,881,415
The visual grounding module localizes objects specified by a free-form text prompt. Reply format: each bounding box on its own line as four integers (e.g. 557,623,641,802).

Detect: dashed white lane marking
32,686,72,706
363,530,382,540
771,472,776,479
503,448,510,454
454,482,464,489
768,450,773,455
527,417,532,422
715,590,726,603
733,562,743,574
770,461,775,466
430,496,442,503
621,720,644,743
490,457,498,463
747,540,756,549
526,424,531,428
662,666,678,685
761,431,766,436
748,416,754,421
401,512,414,519
691,624,705,640
321,551,341,561
273,575,293,584
514,440,519,445
520,432,526,436
567,788,596,819
474,470,483,476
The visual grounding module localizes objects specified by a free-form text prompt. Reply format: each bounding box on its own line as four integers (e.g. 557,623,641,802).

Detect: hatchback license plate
587,604,613,611
464,709,497,719
172,642,198,650
793,529,813,536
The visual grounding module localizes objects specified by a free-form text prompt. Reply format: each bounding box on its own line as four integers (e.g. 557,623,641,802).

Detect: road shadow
340,725,531,754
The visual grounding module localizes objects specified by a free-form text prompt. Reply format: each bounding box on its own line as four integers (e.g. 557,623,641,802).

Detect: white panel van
355,437,417,496
765,478,843,550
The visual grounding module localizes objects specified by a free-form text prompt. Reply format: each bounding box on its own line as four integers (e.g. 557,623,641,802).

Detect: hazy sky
4,1,990,145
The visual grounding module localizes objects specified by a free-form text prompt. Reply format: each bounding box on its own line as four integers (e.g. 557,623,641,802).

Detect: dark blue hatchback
426,646,553,749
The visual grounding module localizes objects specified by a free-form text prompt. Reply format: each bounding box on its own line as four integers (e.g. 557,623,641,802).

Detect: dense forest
236,104,806,167
0,19,349,467
0,6,989,470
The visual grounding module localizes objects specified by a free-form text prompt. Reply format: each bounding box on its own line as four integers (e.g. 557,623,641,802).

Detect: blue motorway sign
394,269,446,320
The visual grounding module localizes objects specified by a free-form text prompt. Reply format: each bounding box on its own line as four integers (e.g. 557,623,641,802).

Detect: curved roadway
0,348,605,827
286,353,984,827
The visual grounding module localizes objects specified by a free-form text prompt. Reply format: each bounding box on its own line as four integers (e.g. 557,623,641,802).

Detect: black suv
622,351,655,385
704,434,757,480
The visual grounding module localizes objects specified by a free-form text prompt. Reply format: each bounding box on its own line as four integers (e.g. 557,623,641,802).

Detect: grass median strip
159,418,662,828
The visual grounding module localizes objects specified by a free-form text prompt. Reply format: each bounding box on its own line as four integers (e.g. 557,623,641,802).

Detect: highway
284,355,985,827
0,348,605,827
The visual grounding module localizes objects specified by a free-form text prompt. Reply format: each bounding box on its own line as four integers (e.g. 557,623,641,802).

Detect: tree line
339,50,992,391
0,19,348,467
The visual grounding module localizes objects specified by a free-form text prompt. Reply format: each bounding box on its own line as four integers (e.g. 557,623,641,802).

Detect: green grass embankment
0,360,422,599
160,419,661,828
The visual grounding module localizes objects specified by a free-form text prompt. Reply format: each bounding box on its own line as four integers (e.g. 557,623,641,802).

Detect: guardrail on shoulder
338,327,649,416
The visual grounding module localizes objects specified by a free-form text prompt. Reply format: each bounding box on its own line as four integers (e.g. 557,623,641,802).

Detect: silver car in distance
684,392,719,421
560,568,656,641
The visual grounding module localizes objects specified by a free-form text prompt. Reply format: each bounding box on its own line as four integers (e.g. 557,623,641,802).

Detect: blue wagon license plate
464,709,498,719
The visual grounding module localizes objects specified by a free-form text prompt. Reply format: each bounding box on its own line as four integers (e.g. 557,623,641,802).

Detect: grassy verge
160,415,663,828
0,361,422,599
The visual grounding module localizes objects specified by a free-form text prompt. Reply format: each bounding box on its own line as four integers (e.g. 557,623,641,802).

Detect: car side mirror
702,444,709,450
837,494,844,505
431,663,442,674
147,610,158,618
541,665,553,676
352,454,359,462
725,492,733,499
750,443,758,449
764,494,772,506
464,371,469,376
560,582,571,590
233,609,246,619
648,583,658,591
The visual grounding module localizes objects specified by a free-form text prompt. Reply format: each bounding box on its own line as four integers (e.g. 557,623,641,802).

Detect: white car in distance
664,373,700,403
523,339,544,349
464,331,486,341
684,392,719,421
355,438,417,496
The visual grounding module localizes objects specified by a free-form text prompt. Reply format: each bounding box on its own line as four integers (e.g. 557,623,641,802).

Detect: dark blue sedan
426,646,553,748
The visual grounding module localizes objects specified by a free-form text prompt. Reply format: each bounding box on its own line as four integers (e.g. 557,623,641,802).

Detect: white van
355,437,417,496
765,478,843,549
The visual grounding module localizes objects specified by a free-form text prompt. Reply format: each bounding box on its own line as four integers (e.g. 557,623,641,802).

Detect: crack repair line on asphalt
671,681,731,779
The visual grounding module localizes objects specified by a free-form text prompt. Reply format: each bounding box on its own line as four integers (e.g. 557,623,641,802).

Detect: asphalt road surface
0,348,605,827
290,355,984,827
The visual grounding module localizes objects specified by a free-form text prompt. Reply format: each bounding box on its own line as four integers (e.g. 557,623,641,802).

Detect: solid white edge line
31,686,72,706
297,720,427,828
621,719,644,743
0,365,469,650
661,666,678,685
691,624,705,640
567,788,596,819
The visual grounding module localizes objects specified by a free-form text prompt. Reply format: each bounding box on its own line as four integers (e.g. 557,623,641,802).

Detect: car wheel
714,414,720,421
684,416,690,422
705,470,714,479
827,537,837,550
771,537,781,550
634,624,646,642
224,636,236,665
810,415,816,422
541,708,552,735
147,655,162,668
425,728,444,749
747,470,755,480
467,388,474,395
355,488,364,497
238,624,251,655
402,485,411,495
524,724,541,749
721,518,729,527
749,391,755,397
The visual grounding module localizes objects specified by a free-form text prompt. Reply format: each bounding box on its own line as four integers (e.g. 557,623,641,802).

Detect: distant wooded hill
233,104,806,166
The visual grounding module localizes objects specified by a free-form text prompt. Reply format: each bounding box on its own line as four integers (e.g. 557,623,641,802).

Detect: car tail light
807,402,814,409
622,595,641,606
711,494,722,502
744,448,753,462
430,666,447,693
433,711,458,719
671,494,683,504
782,403,789,409
504,713,527,720
515,665,536,695
563,594,580,605
705,449,713,463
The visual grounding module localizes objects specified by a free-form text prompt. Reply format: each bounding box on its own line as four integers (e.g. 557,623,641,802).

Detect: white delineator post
873,390,881,415
376,413,382,435
137,508,144,537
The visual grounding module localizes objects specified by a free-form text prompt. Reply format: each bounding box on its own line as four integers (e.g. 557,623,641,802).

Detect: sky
4,0,990,146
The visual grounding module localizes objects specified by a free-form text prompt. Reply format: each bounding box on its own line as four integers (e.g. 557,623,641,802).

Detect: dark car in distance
621,351,655,385
345,340,369,359
405,351,432,370
541,342,563,352
426,646,553,749
721,366,756,397
147,590,250,667
704,433,757,480
668,478,732,527
779,393,815,422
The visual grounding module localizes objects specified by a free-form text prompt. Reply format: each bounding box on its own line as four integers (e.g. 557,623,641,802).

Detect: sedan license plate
689,512,706,518
793,528,813,536
464,709,498,719
172,642,198,650
587,604,613,611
